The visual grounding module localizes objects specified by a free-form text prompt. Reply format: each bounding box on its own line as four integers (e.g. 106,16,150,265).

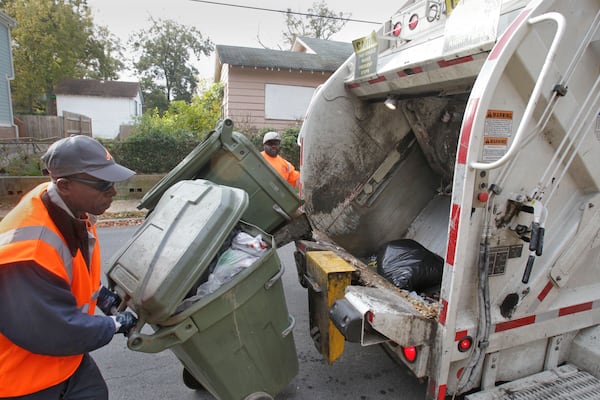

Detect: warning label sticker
484,137,508,146
483,109,513,162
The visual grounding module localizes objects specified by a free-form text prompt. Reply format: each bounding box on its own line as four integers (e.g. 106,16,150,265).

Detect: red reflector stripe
439,298,449,325
495,315,536,332
537,281,554,302
368,75,387,84
559,302,593,316
455,330,468,341
437,56,473,68
437,384,447,400
446,204,460,266
457,97,479,165
489,10,530,60
346,82,360,89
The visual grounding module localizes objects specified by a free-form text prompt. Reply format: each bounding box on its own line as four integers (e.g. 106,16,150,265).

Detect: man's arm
0,262,115,356
286,160,300,187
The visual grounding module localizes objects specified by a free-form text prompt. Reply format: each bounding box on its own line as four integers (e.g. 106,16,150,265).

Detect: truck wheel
182,368,206,391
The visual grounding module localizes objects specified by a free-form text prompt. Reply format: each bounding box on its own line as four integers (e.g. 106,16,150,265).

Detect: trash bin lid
107,179,249,323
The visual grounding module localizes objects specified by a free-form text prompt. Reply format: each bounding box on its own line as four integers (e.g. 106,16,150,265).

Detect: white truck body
295,0,600,398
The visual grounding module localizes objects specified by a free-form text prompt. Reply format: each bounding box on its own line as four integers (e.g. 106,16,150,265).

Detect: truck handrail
470,12,566,171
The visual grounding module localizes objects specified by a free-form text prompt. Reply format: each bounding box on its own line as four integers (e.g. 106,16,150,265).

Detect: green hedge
3,126,300,176
100,134,201,174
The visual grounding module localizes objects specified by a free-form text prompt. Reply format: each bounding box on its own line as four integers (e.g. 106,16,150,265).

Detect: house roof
214,37,353,81
55,79,140,98
0,11,17,28
292,36,354,59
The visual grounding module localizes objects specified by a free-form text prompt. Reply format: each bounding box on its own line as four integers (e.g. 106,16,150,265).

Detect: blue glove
111,311,137,335
97,286,121,315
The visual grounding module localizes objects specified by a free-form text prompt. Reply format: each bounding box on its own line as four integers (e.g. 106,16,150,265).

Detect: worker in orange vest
0,135,137,399
260,131,300,187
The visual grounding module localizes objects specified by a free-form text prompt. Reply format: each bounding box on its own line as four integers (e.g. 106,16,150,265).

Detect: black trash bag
376,239,444,292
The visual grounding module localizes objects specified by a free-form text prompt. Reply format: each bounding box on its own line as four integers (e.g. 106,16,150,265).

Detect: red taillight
366,311,374,323
458,336,473,352
409,14,419,30
393,22,402,36
402,346,418,363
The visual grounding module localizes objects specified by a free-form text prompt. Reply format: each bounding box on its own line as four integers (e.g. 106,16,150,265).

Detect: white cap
263,131,281,144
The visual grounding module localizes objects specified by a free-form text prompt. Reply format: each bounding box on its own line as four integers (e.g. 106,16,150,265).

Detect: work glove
111,311,138,335
97,286,121,316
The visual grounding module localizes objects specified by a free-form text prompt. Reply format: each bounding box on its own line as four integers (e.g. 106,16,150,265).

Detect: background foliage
130,18,214,113
3,123,300,176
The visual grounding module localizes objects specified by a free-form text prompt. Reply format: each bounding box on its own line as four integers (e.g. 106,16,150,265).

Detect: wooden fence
14,111,92,140
1,111,93,167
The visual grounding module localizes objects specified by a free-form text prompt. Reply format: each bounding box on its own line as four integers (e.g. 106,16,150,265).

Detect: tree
3,0,124,114
282,1,351,48
130,18,213,111
132,81,223,139
84,26,125,81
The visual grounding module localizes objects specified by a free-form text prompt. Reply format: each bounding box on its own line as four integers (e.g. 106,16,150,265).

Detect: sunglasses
65,176,115,192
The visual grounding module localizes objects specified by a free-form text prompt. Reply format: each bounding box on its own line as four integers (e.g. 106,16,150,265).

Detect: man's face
55,173,117,216
264,140,281,157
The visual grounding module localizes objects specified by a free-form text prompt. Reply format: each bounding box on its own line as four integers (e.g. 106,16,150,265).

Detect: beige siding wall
223,66,332,132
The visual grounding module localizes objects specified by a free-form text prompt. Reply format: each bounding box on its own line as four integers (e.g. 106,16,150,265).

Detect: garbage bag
376,239,444,292
231,231,268,256
195,249,259,297
175,231,269,313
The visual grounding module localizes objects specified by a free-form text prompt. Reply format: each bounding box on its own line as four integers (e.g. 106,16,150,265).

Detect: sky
86,0,400,82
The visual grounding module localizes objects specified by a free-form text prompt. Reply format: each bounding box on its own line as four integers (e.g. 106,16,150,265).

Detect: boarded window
264,84,315,121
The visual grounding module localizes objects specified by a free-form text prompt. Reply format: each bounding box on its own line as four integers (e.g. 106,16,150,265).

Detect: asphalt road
93,226,426,400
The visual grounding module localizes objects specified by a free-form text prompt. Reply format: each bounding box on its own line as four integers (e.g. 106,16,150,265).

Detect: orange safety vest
261,151,300,187
0,183,102,397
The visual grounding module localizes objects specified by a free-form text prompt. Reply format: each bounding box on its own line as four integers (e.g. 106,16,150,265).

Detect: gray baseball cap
41,135,135,182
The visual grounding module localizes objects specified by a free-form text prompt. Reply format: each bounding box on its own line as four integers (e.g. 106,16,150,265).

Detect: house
54,78,143,139
0,11,17,139
214,37,353,131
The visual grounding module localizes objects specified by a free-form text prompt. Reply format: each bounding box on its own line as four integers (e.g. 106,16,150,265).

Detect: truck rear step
465,364,600,400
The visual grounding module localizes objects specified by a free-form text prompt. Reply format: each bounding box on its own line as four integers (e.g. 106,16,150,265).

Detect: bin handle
126,317,198,353
265,263,284,290
281,315,296,338
272,204,292,221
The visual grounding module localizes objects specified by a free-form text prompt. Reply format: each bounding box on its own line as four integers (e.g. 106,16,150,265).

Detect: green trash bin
107,180,299,400
138,118,302,233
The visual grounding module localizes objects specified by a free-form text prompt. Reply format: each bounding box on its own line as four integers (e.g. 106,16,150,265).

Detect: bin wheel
182,368,205,391
244,392,274,400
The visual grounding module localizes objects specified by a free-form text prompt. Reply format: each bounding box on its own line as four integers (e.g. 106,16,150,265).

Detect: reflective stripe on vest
0,225,74,282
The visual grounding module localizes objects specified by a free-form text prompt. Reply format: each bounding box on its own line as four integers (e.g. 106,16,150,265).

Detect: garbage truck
293,0,600,399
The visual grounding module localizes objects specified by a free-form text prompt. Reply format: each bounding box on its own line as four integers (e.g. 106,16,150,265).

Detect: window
264,84,316,120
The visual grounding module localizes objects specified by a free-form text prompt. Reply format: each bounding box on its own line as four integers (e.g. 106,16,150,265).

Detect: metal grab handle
127,317,198,353
265,263,285,290
272,204,292,221
470,12,566,171
281,315,296,338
